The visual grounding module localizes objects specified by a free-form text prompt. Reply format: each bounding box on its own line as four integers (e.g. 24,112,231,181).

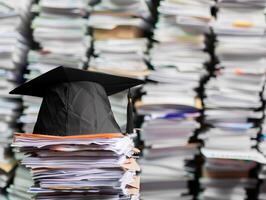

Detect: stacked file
135,0,212,198
0,0,32,196
7,166,33,200
88,0,151,78
88,0,152,130
139,144,198,200
201,0,266,199
136,102,200,199
30,0,91,70
13,133,140,200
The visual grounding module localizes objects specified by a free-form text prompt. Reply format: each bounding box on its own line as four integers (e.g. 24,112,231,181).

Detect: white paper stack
30,0,92,70
135,0,213,198
136,102,200,199
0,0,32,196
12,133,140,200
7,166,33,200
88,0,151,78
88,0,152,131
201,0,266,199
139,146,198,200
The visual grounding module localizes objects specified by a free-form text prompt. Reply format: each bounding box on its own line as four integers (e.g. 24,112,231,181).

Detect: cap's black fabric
33,81,121,136
10,66,144,97
10,66,144,136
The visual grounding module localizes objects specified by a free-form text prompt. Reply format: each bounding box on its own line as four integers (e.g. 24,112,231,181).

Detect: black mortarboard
10,66,144,136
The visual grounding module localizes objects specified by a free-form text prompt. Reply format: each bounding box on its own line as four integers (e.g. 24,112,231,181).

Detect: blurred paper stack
88,0,153,129
20,0,93,133
13,133,140,200
30,0,91,70
7,166,33,200
136,0,213,198
201,0,266,199
88,0,152,78
0,0,32,196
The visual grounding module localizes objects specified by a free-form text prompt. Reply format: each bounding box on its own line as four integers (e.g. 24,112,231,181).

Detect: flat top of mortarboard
9,66,144,97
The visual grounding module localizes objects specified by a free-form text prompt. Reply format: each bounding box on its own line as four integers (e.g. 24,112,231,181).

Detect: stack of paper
0,157,16,194
12,133,140,200
134,0,212,198
30,0,92,70
201,0,266,198
88,0,152,78
136,102,200,198
0,0,32,196
139,145,198,200
7,166,33,200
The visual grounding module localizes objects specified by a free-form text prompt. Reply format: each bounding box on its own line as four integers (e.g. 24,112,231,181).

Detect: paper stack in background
88,0,153,128
7,166,33,200
201,0,266,199
136,0,212,198
20,0,93,133
88,0,152,78
30,0,91,70
0,0,32,197
13,133,140,200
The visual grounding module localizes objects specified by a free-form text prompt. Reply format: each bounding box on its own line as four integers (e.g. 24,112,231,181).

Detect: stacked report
13,133,140,200
7,166,33,200
201,0,266,199
88,0,151,78
136,0,212,198
88,0,152,129
30,0,91,70
0,0,32,196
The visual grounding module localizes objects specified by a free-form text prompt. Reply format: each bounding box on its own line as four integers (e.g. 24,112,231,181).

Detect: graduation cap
10,66,144,136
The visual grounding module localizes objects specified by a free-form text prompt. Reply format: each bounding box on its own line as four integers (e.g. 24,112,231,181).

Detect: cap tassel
126,89,134,133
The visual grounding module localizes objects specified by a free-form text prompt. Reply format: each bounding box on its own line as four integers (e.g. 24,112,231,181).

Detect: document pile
0,0,32,196
135,0,212,198
0,154,16,193
88,0,151,78
30,0,91,70
139,145,198,200
150,0,212,74
7,166,33,200
201,0,266,198
146,0,211,122
136,102,200,199
12,133,140,200
0,0,32,92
